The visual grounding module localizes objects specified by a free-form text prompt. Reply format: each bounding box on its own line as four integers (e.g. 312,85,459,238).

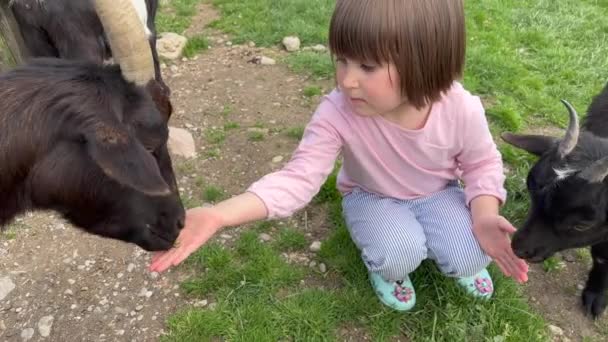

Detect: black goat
0,58,185,251
0,0,185,251
502,82,608,318
8,0,169,99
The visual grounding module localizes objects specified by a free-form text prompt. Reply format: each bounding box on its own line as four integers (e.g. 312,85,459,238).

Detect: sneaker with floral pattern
369,272,416,311
456,268,494,299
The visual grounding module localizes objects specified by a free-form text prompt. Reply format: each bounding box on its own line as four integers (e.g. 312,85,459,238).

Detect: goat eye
573,223,593,232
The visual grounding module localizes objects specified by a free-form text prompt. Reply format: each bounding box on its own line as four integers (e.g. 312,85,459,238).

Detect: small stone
149,272,159,280
127,263,136,272
0,276,16,301
38,315,54,337
272,155,284,163
21,328,35,340
548,325,564,336
260,56,276,65
248,41,256,47
135,305,144,311
170,65,179,73
577,284,584,290
220,234,232,239
67,279,76,285
64,289,73,295
319,263,327,273
259,233,272,242
282,36,301,52
0,320,5,331
116,329,125,336
309,261,317,268
309,241,322,252
115,307,128,315
312,44,326,52
193,299,208,307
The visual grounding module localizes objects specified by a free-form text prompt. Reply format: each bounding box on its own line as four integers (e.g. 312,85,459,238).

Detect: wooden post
0,0,28,71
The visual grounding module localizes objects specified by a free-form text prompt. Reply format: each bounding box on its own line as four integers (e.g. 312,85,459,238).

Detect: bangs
328,0,394,65
327,0,465,109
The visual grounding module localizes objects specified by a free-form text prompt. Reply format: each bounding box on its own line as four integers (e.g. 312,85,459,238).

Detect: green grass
285,126,305,140
248,131,265,141
164,0,608,340
202,186,225,202
157,0,204,34
183,34,209,58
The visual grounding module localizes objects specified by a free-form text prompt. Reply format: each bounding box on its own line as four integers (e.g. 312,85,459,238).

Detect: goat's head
28,0,183,251
502,100,608,262
18,64,185,251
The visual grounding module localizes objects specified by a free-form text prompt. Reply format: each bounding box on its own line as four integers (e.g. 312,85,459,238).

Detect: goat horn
578,157,608,183
93,0,154,85
557,99,580,159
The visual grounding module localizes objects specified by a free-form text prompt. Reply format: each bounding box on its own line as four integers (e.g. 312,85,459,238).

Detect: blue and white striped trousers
342,183,491,282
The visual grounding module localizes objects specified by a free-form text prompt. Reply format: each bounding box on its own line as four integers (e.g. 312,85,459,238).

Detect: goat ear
501,132,558,156
85,123,171,196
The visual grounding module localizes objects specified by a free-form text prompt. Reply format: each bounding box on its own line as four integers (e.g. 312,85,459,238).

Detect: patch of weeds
542,255,564,273
286,51,334,79
220,105,233,117
254,121,265,129
285,126,305,140
205,148,221,159
157,0,203,34
175,159,197,175
183,35,209,58
0,227,17,240
223,121,240,130
576,248,592,263
248,131,265,142
273,227,307,252
252,221,274,233
205,128,226,144
303,86,322,97
203,186,224,202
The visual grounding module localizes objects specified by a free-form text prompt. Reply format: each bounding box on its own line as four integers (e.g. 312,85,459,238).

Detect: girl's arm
149,99,345,272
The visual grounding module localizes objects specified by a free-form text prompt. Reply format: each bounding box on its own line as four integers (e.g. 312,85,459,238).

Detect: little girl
150,0,528,311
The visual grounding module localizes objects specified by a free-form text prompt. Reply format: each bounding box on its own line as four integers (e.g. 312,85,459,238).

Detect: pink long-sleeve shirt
248,82,507,219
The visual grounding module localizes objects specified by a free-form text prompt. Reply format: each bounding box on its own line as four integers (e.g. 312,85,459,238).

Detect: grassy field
159,0,608,341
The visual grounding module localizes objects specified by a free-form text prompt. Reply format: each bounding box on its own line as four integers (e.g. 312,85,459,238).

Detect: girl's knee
365,242,427,281
441,252,491,277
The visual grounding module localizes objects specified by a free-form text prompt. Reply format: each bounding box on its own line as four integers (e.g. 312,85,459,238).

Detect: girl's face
335,57,404,116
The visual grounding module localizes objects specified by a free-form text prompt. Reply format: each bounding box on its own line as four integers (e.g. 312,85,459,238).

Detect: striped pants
342,183,491,282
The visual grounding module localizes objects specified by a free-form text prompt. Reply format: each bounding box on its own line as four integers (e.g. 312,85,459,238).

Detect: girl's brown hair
329,0,465,109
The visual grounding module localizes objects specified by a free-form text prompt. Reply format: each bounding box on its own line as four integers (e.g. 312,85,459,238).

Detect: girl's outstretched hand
473,215,529,284
149,206,224,273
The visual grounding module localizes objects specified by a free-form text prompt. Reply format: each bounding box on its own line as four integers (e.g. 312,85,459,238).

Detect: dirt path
2,3,608,342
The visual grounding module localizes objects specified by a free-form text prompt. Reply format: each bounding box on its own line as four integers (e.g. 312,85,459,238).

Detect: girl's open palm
473,215,529,283
149,207,223,273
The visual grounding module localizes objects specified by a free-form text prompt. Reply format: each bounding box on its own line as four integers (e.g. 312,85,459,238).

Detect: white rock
272,155,284,163
312,44,326,52
21,328,35,340
260,56,276,65
0,276,15,301
319,263,327,273
282,36,301,52
259,233,272,242
309,241,322,252
157,32,188,60
168,127,197,159
548,325,564,336
37,316,54,337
